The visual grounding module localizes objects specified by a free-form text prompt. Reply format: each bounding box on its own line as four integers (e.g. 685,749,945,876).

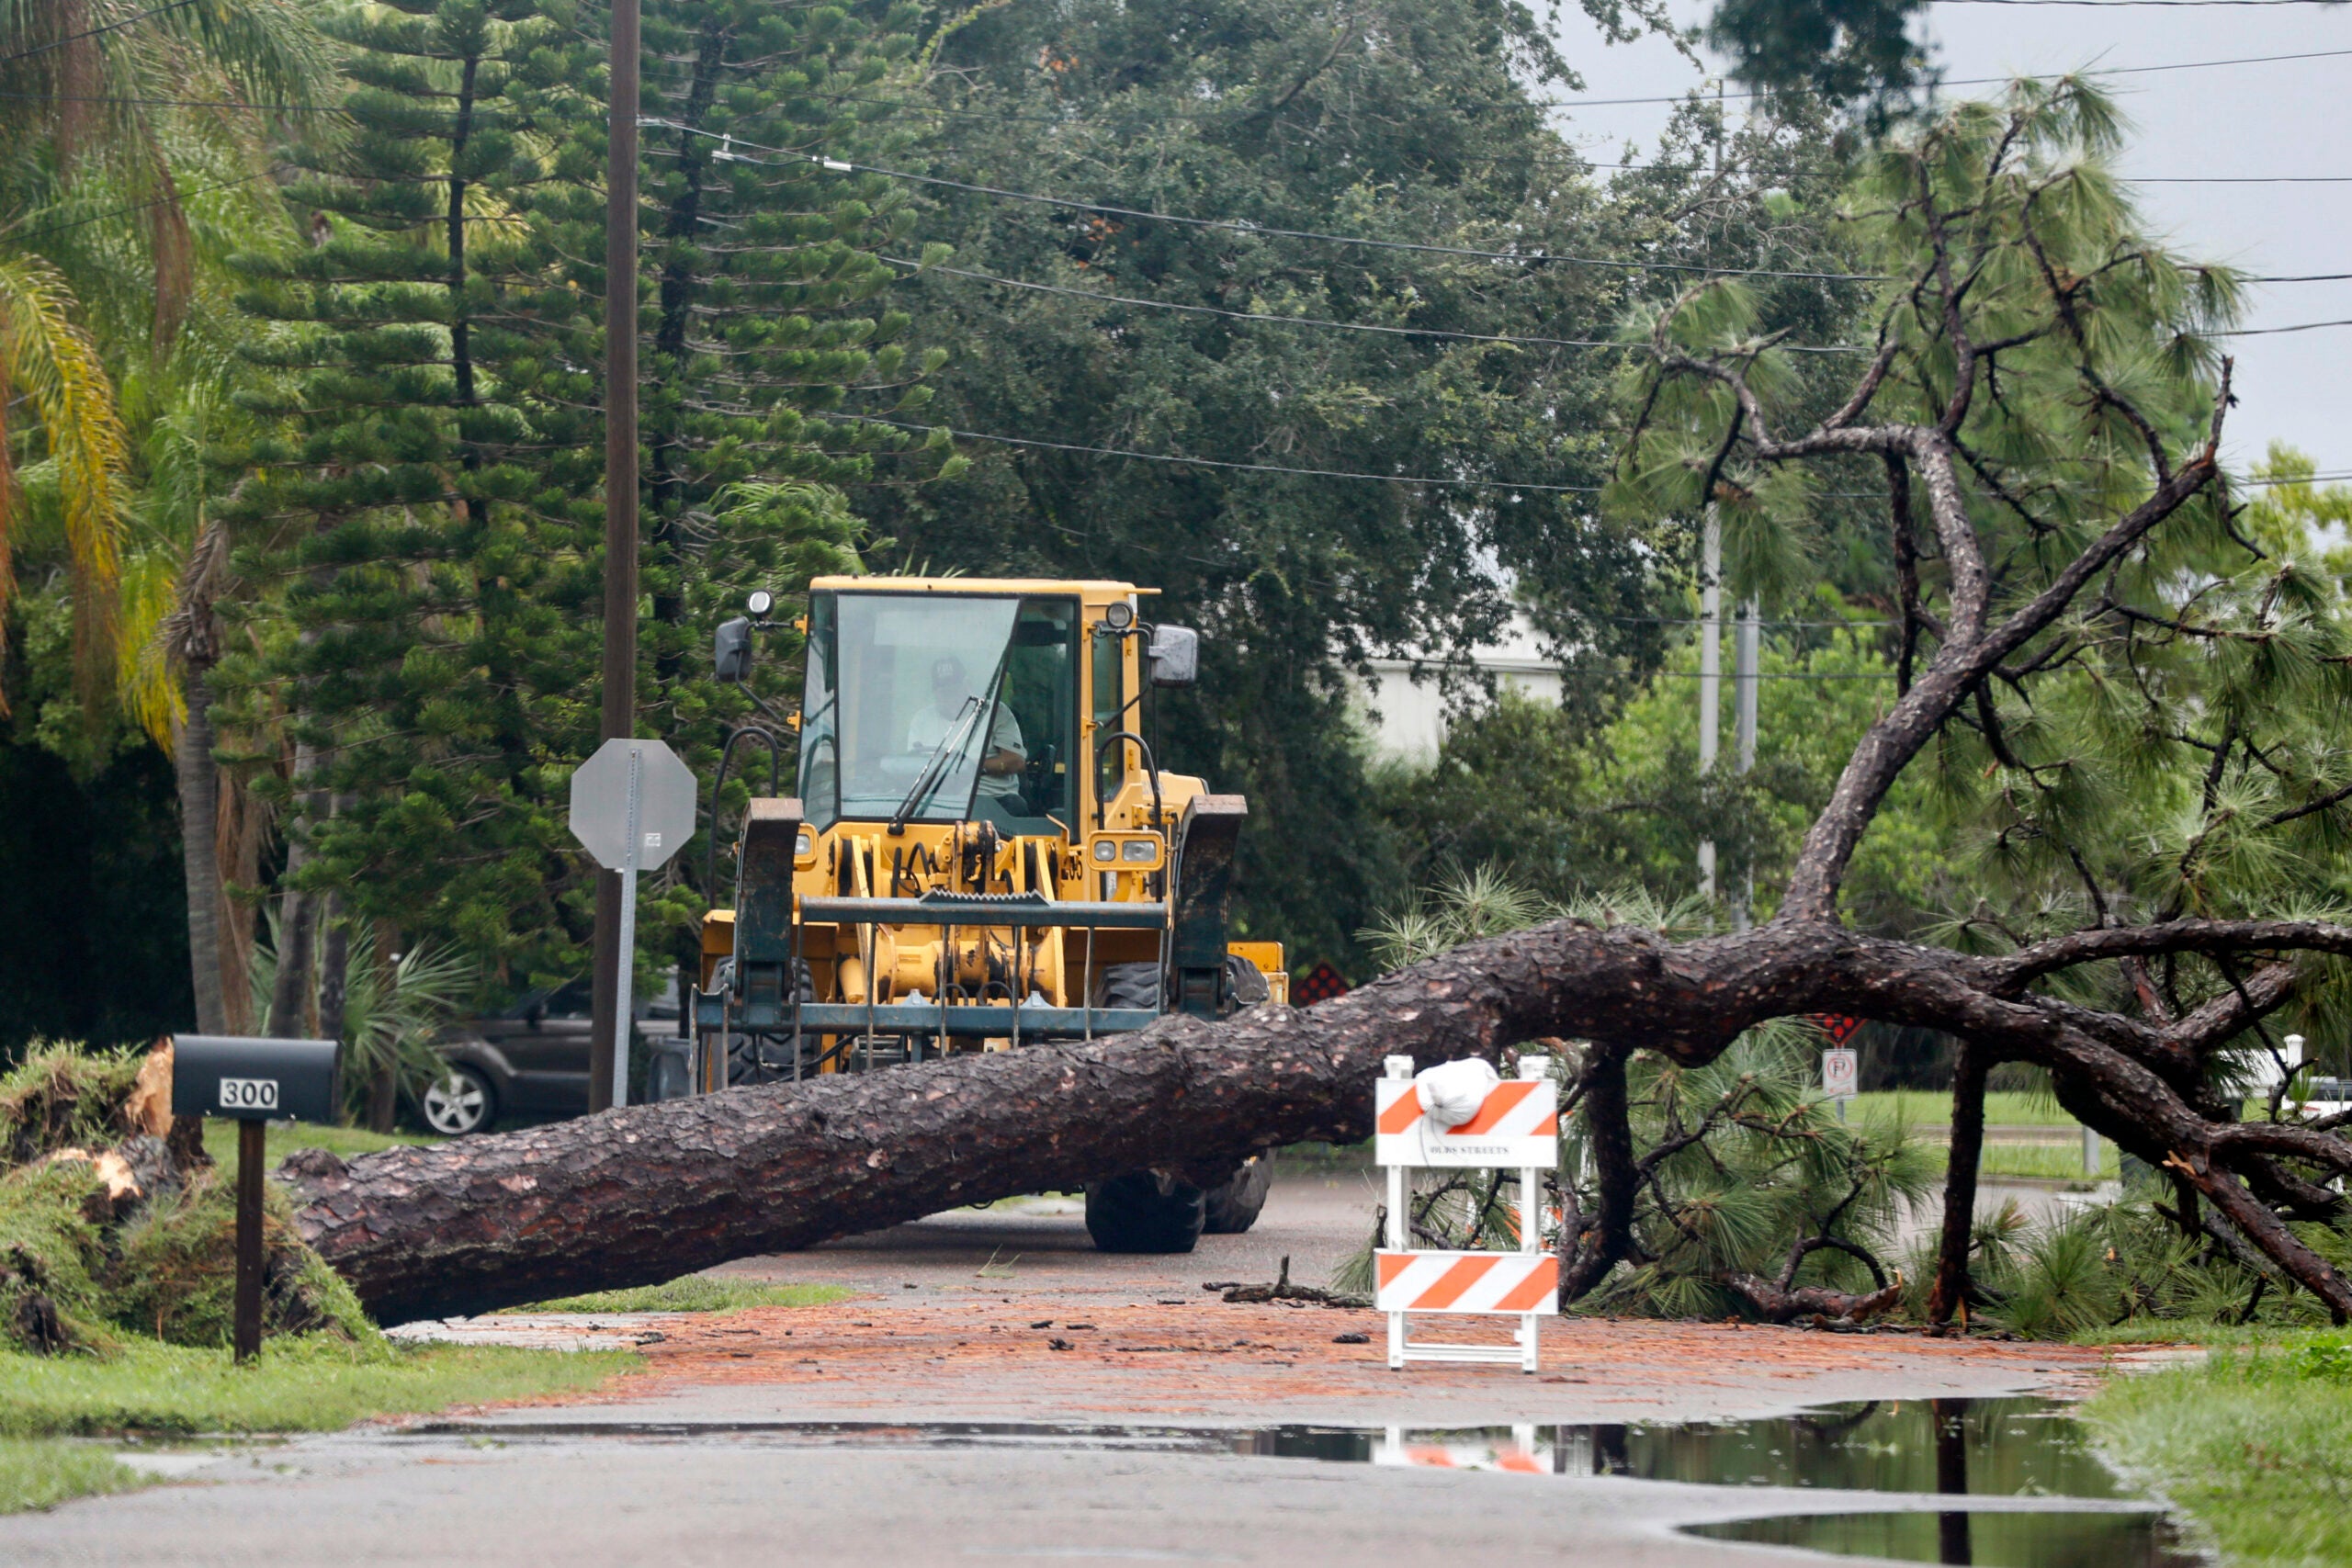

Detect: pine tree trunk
317,889,349,1052
172,668,228,1034
284,915,2352,1325
268,740,321,1037
366,1056,401,1135
1928,1045,1987,1325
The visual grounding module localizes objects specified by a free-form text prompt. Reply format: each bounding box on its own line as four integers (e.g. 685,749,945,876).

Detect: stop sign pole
571,738,697,1109
610,745,643,1109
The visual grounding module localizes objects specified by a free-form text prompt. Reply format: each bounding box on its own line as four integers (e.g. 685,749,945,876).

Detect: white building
1352,615,1564,765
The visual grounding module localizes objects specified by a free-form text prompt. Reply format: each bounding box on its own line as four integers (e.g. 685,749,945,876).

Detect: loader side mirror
1147,625,1198,687
714,616,754,682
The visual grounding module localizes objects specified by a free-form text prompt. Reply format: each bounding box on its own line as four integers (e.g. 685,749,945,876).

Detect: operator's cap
931,655,967,683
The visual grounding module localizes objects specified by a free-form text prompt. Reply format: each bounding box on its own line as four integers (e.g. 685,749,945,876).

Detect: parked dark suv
422,976,685,1134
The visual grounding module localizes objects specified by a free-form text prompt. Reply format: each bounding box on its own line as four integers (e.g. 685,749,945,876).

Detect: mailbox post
170,1035,339,1362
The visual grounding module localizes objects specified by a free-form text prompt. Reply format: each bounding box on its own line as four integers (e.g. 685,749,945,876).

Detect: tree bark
1927,1044,1986,1325
172,667,227,1035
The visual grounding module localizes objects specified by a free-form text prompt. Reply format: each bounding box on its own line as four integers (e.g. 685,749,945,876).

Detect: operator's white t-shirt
907,699,1025,797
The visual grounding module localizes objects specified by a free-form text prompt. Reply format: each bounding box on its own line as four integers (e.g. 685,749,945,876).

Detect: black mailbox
170,1034,340,1123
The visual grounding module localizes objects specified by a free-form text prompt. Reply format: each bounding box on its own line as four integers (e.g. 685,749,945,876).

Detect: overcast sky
1544,0,2347,477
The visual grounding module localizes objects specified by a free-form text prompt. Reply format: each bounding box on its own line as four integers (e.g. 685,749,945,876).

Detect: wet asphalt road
0,1160,2130,1566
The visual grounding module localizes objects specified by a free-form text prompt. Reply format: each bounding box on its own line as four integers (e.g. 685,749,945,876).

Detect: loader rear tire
1202,1153,1272,1235
1100,962,1161,1011
1084,1171,1205,1253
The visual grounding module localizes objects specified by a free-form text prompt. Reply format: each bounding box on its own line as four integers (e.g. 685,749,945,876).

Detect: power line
0,0,202,65
842,413,2352,497
2216,318,2352,336
842,414,1608,491
1541,45,2352,110
660,120,1885,283
0,87,343,112
880,254,1864,354
1936,0,2340,6
8,167,279,243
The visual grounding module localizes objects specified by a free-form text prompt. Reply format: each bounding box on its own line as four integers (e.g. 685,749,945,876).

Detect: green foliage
1582,1027,1940,1318
0,1337,631,1438
1372,602,1953,926
851,0,1878,962
248,918,471,1119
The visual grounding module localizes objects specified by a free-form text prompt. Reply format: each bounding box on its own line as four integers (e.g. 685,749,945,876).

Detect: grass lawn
1851,1089,2080,1127
0,1335,633,1515
198,1120,439,1167
1980,1142,2119,1182
0,1336,632,1441
2086,1337,2352,1567
0,1439,143,1515
512,1278,850,1314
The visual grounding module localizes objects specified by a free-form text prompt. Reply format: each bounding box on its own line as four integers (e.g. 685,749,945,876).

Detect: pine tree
217,0,959,1011
515,0,957,966
215,0,591,1003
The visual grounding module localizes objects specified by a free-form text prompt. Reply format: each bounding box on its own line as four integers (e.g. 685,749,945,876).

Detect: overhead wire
8,167,281,243
876,253,1864,353
839,412,2350,496
660,121,1885,282
1537,44,2352,109
0,0,204,64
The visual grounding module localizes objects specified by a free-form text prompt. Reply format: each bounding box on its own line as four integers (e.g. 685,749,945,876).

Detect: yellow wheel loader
693,577,1285,1252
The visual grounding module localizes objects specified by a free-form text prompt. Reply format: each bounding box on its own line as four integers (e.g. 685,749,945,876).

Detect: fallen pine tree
282,85,2352,1327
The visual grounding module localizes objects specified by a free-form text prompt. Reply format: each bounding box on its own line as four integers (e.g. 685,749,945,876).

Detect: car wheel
1084,1170,1205,1253
1203,1152,1273,1235
421,1066,496,1135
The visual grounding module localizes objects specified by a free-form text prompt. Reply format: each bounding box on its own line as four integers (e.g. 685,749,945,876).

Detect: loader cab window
990,599,1077,830
1092,625,1128,816
797,591,1076,832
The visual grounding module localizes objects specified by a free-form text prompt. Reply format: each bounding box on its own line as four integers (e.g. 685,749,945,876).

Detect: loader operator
908,655,1026,804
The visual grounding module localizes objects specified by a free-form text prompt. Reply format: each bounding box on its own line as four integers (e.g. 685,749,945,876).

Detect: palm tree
1,0,328,1030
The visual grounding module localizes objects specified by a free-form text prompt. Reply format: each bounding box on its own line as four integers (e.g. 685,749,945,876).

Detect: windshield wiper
888,694,982,832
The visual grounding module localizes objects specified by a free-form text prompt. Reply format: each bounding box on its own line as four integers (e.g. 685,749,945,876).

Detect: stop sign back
570,738,698,871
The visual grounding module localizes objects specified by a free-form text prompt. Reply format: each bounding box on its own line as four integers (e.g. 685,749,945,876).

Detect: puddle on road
1685,1509,2201,1567
417,1401,2199,1562
426,1396,2116,1494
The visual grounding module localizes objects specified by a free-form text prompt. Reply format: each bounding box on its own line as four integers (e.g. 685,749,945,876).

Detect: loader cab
797,588,1082,837
705,574,1267,1081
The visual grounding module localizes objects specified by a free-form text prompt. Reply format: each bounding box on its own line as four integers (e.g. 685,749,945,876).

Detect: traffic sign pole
612,746,643,1109
569,737,697,1111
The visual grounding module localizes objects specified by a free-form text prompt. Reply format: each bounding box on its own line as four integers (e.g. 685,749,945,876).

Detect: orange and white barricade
1376,1055,1557,1373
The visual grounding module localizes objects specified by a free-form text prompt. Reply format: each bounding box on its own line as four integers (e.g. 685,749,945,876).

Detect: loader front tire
727,961,813,1086
1202,1153,1272,1235
1084,1171,1205,1253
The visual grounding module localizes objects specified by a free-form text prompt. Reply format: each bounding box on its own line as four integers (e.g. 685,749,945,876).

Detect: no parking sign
1822,1047,1859,1100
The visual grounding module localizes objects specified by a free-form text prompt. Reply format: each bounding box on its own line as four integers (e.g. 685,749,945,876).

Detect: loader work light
1102,600,1135,631
1089,832,1163,871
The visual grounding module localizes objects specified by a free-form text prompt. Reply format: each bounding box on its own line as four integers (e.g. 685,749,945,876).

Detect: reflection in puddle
1237,1397,2121,1495
1684,1509,2202,1567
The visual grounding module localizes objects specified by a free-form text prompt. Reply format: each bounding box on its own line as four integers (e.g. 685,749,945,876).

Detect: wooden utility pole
590,0,640,1113
1697,503,1720,900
